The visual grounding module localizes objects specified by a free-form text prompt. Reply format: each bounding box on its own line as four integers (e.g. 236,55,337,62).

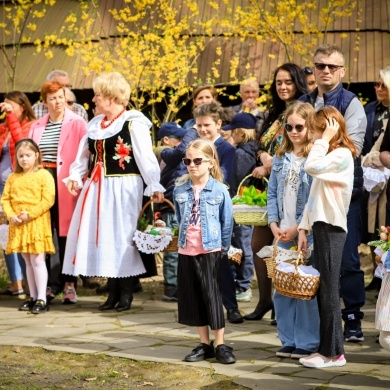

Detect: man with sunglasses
300,44,367,344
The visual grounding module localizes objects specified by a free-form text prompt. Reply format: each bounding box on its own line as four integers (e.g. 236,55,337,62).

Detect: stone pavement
0,284,389,390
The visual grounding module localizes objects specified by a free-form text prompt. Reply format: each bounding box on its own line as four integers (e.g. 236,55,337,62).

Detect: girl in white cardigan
298,106,357,368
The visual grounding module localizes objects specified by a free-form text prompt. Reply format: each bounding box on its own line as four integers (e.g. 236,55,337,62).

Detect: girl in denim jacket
173,139,235,365
267,102,320,360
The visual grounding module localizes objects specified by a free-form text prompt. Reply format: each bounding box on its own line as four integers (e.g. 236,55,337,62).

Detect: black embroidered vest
88,121,141,177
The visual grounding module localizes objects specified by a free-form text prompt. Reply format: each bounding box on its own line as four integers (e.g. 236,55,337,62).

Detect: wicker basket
227,246,243,265
263,236,281,279
232,174,268,226
274,252,320,300
134,198,178,253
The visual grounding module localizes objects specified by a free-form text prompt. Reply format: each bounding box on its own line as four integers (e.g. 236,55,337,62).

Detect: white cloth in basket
257,245,312,264
363,166,390,194
0,224,8,250
276,262,320,276
133,230,173,254
232,204,267,213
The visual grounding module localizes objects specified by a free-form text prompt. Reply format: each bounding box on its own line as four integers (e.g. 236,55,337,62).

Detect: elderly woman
62,72,164,311
29,81,87,304
0,91,36,296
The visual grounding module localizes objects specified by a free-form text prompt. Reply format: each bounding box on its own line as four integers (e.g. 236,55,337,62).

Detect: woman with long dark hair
244,63,308,321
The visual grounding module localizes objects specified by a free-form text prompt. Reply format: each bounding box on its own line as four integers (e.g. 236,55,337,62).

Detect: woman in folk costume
62,72,164,311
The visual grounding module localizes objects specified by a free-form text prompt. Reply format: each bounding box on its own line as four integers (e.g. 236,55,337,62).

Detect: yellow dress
1,168,55,255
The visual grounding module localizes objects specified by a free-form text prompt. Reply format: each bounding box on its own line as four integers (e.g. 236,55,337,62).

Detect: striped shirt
39,120,62,163
32,102,88,122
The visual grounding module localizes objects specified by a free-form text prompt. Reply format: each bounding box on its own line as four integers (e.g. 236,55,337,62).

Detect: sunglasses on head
374,82,388,90
303,67,313,74
67,101,75,106
284,123,305,133
182,157,211,166
314,63,344,72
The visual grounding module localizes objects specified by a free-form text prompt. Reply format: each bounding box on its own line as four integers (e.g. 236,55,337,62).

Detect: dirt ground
0,345,247,390
0,246,374,389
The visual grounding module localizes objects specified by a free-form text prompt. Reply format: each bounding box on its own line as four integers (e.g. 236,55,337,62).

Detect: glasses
182,157,211,166
303,67,313,74
374,82,388,90
66,101,75,106
284,123,305,133
314,63,344,72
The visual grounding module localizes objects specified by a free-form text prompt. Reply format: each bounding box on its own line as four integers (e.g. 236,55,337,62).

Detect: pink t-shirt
178,185,220,256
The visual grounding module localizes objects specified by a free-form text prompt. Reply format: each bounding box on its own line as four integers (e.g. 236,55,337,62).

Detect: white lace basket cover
374,246,388,279
0,224,8,251
133,230,173,254
257,244,312,264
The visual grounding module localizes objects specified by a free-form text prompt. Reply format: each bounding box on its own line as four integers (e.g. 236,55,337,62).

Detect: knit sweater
298,139,354,233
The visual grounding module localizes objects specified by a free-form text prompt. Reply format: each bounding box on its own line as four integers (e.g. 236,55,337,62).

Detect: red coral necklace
100,107,126,129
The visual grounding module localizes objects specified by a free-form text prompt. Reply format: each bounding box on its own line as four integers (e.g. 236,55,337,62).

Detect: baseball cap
222,112,257,130
157,122,186,140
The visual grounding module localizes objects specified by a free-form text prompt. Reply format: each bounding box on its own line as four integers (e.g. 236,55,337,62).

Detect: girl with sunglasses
298,106,357,368
173,139,235,365
246,63,308,322
267,101,320,360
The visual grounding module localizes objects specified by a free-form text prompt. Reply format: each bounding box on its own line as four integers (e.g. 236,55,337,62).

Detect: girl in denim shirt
267,102,320,360
173,139,235,365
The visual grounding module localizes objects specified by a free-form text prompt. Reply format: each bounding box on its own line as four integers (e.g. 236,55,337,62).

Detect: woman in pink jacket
29,81,87,304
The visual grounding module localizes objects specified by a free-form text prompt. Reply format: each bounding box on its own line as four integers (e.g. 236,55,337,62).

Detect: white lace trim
0,224,8,250
133,230,173,254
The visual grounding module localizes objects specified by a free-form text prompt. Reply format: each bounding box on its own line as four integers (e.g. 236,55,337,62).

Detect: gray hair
47,70,69,81
379,66,390,89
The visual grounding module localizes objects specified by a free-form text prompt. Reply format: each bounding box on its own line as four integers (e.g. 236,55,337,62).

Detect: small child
298,106,357,368
267,102,320,359
222,112,258,302
173,139,235,364
1,139,55,314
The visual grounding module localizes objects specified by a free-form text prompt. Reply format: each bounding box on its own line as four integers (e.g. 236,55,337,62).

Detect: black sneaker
215,344,236,364
344,318,364,342
184,342,215,362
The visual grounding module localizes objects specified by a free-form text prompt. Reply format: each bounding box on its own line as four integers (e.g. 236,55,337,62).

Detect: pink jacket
29,108,87,236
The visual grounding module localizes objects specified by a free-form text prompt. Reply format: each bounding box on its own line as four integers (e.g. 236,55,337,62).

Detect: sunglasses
284,123,305,133
374,82,388,90
314,63,344,72
182,157,211,166
303,67,313,74
67,101,75,106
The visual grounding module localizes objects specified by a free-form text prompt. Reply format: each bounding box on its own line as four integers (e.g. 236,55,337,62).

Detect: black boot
98,278,119,310
116,277,133,312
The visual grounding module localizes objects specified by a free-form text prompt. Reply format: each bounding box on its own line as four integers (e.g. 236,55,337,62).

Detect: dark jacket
228,140,257,197
299,84,363,201
160,128,198,202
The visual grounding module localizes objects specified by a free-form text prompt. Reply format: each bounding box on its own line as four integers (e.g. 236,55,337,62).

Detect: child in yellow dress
1,139,55,314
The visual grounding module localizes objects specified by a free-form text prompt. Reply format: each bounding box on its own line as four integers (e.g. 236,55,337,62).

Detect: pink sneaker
299,353,346,368
62,287,77,304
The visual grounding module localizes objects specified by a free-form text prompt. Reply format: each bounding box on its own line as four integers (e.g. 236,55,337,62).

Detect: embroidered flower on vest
113,136,132,169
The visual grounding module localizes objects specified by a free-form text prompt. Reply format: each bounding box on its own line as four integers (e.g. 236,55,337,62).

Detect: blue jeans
274,239,320,351
340,198,365,321
159,209,178,288
4,252,26,282
231,224,254,291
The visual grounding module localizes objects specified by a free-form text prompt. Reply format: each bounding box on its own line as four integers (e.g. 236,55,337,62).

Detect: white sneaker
299,353,346,368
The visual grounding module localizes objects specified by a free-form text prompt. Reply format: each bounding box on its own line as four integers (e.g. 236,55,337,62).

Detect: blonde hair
379,66,390,90
232,128,255,144
92,72,131,106
14,139,42,173
277,101,314,158
179,139,224,183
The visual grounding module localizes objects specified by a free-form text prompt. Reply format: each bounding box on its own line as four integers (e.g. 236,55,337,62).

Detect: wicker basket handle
139,198,175,223
272,236,297,259
236,173,269,197
293,251,305,275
